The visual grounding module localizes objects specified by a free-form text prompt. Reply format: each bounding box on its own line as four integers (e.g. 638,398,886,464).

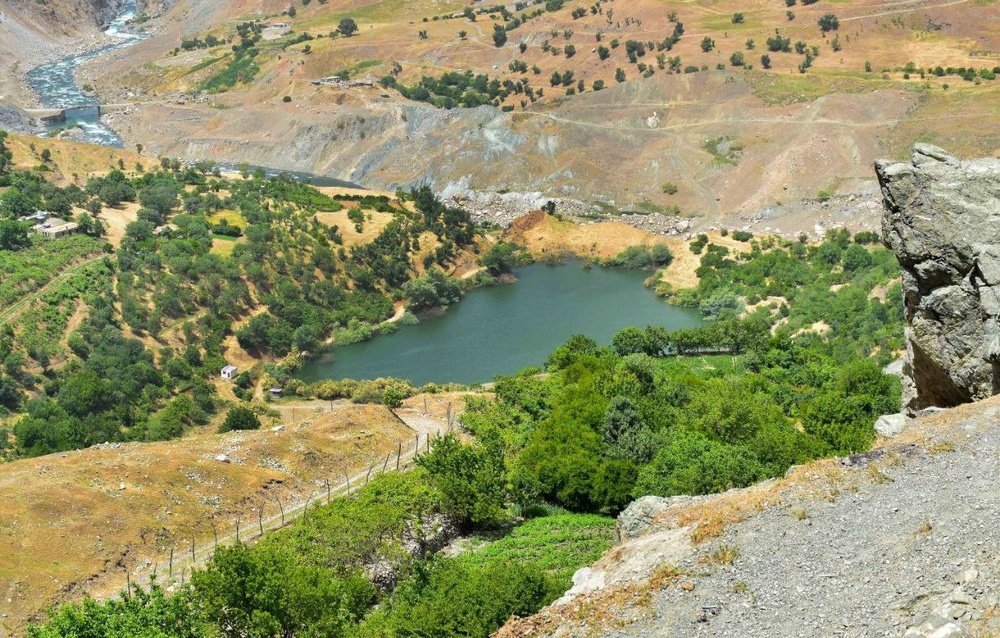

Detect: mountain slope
77,0,1000,229
498,396,1000,637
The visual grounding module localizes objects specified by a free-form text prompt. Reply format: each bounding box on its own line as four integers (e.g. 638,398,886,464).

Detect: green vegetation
199,48,261,93
19,174,907,638
30,467,612,638
35,226,905,630
383,70,534,109
0,129,481,456
604,244,673,269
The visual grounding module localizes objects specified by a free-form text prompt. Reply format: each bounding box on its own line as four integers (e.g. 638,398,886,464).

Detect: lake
296,262,704,386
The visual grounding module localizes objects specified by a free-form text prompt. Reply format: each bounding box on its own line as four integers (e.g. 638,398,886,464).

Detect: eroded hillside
68,0,1000,229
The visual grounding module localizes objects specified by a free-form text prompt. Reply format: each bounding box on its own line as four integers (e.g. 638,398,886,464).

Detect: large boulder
877,144,1000,415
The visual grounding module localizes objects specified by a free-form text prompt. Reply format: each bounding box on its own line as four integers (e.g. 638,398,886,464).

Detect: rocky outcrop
877,144,1000,415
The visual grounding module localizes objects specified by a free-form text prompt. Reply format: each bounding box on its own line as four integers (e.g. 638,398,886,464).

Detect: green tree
219,405,261,433
479,241,526,276
818,14,840,32
635,429,765,497
338,18,358,36
493,25,508,47
401,269,461,311
28,582,199,638
0,220,30,251
545,334,598,371
418,432,508,527
612,326,648,356
602,396,656,464
193,543,372,637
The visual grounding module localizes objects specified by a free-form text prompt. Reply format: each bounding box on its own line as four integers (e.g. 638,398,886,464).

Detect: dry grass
0,404,425,635
679,484,778,544
929,440,957,454
647,563,684,591
210,235,243,257
707,544,740,565
660,233,756,290
6,134,157,186
314,209,395,247
503,210,671,261
96,202,141,249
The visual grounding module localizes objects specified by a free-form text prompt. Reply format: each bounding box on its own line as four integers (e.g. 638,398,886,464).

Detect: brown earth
503,211,753,290
505,210,671,260
51,0,997,233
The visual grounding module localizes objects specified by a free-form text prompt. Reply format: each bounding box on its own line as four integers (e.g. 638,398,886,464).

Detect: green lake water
296,262,705,386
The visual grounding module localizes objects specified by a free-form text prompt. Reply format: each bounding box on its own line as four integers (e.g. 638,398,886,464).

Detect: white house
221,365,238,380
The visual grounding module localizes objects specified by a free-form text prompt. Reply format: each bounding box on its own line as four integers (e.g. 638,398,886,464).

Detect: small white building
221,365,238,380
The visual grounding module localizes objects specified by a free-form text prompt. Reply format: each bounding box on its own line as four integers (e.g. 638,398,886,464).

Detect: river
297,262,704,386
26,0,144,147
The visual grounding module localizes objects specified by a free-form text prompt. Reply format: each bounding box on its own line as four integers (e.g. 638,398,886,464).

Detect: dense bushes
31,468,612,638
604,244,673,269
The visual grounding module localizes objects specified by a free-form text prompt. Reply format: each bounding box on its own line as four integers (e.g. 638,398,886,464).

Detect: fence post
303,496,311,522
213,522,218,549
169,547,173,577
326,478,331,504
382,452,391,473
258,504,264,536
446,402,452,429
414,433,419,459
236,518,241,543
191,534,195,563
125,570,131,600
275,496,284,526
396,442,402,470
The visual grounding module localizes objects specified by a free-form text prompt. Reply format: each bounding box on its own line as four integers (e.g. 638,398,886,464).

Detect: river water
297,262,704,386
25,0,143,146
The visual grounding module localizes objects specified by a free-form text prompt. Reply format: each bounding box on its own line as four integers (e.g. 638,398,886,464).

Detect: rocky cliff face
877,144,1000,415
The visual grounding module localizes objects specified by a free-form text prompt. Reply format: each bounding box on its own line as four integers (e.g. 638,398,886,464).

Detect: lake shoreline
296,260,704,386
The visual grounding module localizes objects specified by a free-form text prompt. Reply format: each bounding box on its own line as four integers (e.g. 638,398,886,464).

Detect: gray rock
875,413,906,438
876,144,1000,415
616,496,671,540
904,608,973,638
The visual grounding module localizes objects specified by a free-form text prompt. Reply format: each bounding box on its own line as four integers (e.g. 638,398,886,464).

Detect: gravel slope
499,396,1000,638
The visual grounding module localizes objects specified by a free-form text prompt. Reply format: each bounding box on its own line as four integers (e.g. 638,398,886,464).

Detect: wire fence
125,428,445,595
